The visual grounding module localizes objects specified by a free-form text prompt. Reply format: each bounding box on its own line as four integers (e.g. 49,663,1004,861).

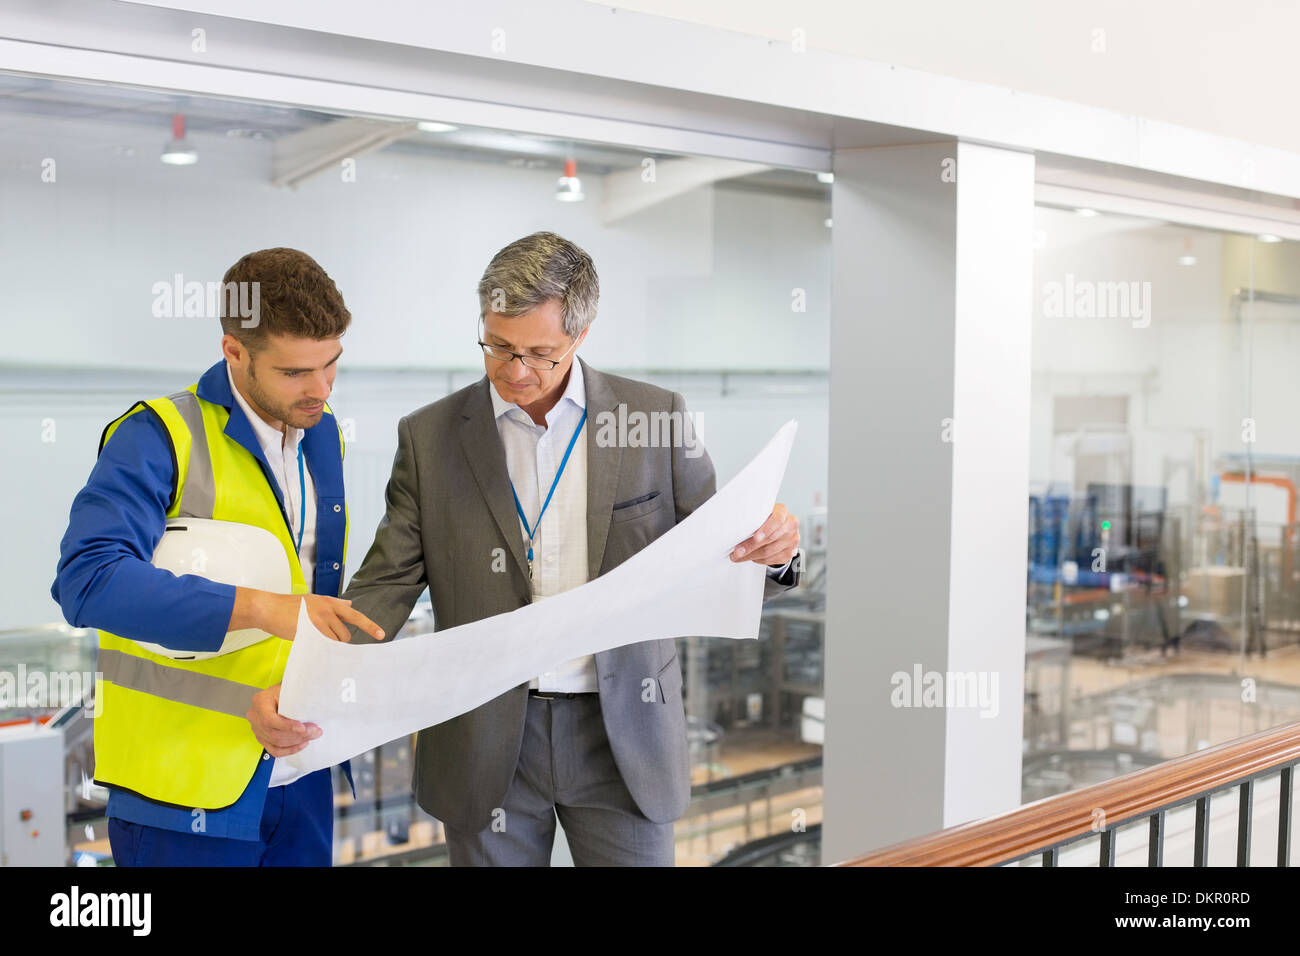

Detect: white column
822,141,1035,862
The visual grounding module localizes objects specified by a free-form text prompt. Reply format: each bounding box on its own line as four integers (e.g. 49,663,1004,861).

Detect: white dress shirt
226,362,316,786
490,358,595,693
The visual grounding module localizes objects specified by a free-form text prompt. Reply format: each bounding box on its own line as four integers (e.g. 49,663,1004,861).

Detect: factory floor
1040,637,1300,766
330,726,823,867
1068,638,1300,693
676,726,823,867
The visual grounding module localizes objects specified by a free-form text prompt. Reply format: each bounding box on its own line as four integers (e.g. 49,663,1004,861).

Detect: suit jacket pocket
611,490,665,522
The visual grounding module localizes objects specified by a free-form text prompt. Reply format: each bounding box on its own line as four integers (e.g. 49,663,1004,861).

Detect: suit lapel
582,358,622,580
460,359,624,586
459,379,531,582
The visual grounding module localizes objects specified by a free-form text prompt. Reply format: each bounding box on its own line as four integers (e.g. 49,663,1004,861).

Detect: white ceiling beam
271,116,417,188
600,157,771,224
116,0,1300,200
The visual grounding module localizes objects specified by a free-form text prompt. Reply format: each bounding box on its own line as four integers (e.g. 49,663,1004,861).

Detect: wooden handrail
835,720,1300,866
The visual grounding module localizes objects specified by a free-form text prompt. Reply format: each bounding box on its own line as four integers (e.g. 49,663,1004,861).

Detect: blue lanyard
293,442,305,554
510,409,587,578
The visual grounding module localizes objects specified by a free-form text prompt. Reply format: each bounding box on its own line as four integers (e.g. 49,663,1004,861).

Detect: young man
51,247,383,866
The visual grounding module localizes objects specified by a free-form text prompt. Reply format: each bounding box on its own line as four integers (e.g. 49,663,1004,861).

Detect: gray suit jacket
343,357,796,831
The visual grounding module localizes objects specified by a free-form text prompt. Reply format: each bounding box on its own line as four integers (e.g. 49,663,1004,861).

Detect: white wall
0,117,829,372
0,111,830,630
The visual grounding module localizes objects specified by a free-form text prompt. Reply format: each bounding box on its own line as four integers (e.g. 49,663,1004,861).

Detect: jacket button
333,504,341,512
333,562,341,571
262,753,270,761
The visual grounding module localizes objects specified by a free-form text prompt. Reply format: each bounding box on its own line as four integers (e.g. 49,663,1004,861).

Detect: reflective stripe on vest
91,383,345,810
97,649,261,720
169,389,215,518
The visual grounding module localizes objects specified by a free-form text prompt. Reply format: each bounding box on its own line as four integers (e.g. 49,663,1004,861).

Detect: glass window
1026,202,1300,801
0,72,829,866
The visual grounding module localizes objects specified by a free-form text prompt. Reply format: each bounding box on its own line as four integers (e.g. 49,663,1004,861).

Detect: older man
327,232,799,865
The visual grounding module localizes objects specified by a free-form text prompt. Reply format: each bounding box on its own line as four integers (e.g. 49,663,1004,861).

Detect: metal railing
835,720,1300,867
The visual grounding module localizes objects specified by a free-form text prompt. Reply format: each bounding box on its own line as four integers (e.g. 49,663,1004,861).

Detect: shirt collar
226,361,302,456
489,355,586,425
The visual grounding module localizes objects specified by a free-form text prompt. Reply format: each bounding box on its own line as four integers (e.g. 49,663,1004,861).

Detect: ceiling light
1074,207,1098,217
1179,255,1197,266
1258,233,1283,243
417,121,458,133
555,158,584,202
161,114,197,165
816,172,834,184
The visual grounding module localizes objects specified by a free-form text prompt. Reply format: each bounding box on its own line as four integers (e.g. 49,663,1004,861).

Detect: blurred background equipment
0,719,64,866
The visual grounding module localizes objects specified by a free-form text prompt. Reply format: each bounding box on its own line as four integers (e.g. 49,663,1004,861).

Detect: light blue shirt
488,359,795,693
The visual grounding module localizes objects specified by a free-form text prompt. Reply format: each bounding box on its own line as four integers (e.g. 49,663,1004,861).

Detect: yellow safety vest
92,383,346,810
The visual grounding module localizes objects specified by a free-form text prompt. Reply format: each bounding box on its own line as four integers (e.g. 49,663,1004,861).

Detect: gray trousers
442,693,676,866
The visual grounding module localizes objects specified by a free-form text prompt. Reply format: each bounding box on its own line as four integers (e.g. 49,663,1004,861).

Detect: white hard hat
138,517,294,661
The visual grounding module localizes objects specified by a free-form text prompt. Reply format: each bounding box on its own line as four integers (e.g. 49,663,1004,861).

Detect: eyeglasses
477,326,580,370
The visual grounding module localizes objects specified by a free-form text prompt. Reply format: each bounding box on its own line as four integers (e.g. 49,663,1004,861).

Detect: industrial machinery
0,720,64,866
1027,485,1180,658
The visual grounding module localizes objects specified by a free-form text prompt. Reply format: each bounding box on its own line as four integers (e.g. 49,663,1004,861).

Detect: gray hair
476,231,599,338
